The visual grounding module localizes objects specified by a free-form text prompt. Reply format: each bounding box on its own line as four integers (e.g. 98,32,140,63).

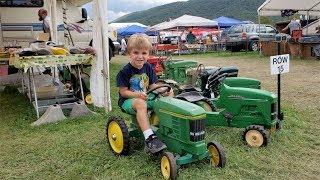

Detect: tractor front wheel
85,93,93,104
106,116,130,155
243,125,269,147
207,141,226,168
160,152,177,180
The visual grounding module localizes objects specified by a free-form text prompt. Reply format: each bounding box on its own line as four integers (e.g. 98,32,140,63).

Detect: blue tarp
117,25,158,36
213,16,244,28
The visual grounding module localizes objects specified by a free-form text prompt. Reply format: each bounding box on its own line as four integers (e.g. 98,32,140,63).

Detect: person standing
186,31,196,44
282,17,301,35
38,9,52,41
120,37,127,55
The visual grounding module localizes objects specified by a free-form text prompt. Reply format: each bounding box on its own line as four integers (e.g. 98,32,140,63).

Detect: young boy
116,34,167,154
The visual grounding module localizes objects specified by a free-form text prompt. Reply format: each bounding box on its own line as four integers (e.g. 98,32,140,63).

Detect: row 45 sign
270,54,290,75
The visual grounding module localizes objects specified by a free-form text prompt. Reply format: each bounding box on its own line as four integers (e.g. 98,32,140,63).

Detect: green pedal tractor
175,70,283,148
106,84,226,179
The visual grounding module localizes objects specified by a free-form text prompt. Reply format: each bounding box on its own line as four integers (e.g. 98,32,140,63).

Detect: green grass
1,60,319,179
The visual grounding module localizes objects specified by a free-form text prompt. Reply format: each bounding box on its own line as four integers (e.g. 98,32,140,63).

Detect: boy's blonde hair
126,34,152,53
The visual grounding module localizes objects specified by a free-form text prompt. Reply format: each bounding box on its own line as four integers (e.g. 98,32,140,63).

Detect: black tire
160,152,177,180
207,141,226,168
250,41,259,51
195,98,217,112
242,125,269,147
106,116,130,155
276,119,282,131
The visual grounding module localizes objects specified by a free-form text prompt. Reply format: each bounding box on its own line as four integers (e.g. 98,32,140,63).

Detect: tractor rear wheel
160,152,177,180
106,116,130,155
207,141,226,168
243,125,269,147
195,98,216,112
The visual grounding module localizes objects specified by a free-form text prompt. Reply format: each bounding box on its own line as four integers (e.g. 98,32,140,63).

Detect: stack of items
0,49,9,76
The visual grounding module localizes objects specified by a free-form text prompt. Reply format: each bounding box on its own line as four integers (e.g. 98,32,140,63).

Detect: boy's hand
136,92,147,100
162,88,174,97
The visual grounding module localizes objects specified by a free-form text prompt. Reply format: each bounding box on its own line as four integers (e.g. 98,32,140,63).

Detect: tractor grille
271,103,277,120
189,119,205,142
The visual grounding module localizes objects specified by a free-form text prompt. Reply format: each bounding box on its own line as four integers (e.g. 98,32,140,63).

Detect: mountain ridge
114,0,265,26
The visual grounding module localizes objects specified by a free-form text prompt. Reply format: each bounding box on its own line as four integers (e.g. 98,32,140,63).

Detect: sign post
270,53,289,120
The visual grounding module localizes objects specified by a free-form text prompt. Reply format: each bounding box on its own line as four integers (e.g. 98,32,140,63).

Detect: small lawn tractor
174,70,283,148
58,66,93,104
106,84,226,179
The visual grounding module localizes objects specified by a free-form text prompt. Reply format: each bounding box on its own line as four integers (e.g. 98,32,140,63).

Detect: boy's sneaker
145,134,167,154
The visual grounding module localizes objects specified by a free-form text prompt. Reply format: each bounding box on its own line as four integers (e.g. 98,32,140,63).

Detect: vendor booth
213,16,244,28
0,0,111,124
258,0,320,59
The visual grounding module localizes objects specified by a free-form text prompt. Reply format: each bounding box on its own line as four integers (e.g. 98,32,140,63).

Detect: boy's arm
149,83,174,97
119,87,147,100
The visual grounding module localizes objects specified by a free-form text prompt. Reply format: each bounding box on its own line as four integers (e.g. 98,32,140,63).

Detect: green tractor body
161,60,198,84
153,97,209,164
223,77,261,89
207,84,277,130
107,88,226,179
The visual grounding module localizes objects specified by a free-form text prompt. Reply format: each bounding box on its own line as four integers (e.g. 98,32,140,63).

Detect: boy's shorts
121,98,154,115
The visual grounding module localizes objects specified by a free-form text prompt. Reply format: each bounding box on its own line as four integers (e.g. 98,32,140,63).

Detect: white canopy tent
258,0,320,35
257,0,320,16
151,14,218,31
258,0,320,16
52,0,111,110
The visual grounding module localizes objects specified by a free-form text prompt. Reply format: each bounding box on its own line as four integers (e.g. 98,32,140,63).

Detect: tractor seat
175,91,204,103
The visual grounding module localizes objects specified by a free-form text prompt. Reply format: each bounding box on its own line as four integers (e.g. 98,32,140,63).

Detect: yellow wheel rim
245,130,264,147
161,156,171,180
150,114,160,126
208,145,220,166
202,102,212,111
85,94,93,104
108,121,124,154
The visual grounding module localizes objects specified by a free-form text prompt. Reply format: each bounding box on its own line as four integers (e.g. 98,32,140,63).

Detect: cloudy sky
83,0,188,21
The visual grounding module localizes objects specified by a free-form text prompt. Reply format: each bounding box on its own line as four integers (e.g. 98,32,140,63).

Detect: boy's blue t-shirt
116,62,158,107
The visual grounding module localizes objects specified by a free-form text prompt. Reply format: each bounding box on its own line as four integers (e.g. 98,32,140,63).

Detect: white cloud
108,11,130,21
84,0,188,21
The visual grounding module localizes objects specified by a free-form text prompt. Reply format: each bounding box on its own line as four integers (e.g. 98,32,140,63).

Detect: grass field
1,53,319,179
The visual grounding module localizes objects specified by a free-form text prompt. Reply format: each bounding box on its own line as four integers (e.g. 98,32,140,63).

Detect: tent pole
306,11,309,35
177,26,180,56
258,12,262,56
0,10,3,46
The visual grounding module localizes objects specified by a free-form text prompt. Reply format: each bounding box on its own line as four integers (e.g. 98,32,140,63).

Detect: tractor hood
222,84,277,102
154,97,206,119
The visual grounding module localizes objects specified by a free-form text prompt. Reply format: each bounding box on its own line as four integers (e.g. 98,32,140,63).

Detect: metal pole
31,67,40,118
277,42,282,120
77,65,85,102
306,11,309,35
258,13,262,56
0,10,3,46
28,69,32,102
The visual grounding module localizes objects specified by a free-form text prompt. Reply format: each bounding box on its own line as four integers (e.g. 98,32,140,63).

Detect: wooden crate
261,41,289,56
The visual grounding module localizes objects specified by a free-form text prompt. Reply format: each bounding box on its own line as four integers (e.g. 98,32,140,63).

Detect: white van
0,0,116,59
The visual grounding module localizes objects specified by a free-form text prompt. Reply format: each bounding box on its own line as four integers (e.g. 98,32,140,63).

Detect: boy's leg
131,98,167,153
132,98,149,131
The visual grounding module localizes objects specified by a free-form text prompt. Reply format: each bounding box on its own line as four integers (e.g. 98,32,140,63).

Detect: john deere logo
228,95,244,100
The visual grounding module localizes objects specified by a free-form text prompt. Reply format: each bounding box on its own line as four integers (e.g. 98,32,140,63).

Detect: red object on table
155,44,179,51
0,65,8,76
147,56,167,75
291,30,302,42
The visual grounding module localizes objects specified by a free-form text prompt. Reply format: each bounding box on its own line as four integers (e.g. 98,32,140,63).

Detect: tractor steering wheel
146,84,172,101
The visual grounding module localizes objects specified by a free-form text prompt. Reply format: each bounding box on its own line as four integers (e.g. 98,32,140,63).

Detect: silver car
226,24,278,52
